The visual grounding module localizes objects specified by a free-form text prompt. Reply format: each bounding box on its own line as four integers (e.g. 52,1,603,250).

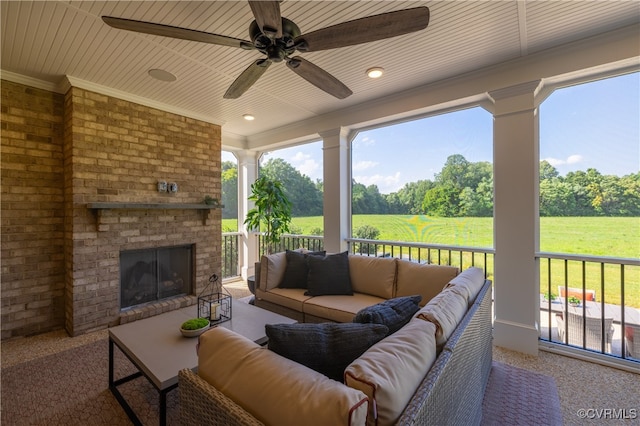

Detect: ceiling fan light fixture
148,69,177,82
243,114,255,121
366,67,384,79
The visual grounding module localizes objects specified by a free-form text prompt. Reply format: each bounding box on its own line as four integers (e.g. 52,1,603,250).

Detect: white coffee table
108,300,296,426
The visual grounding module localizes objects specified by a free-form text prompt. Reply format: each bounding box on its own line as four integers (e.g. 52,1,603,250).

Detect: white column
490,80,543,355
236,150,259,279
319,128,352,254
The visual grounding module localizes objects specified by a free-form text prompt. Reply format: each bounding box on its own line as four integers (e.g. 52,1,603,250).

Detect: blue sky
225,72,639,195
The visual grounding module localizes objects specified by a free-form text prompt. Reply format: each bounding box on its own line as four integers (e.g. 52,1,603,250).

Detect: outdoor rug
481,361,563,425
2,338,562,425
1,338,180,425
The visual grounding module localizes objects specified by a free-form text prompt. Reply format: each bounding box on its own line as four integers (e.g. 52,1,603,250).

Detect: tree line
222,155,640,218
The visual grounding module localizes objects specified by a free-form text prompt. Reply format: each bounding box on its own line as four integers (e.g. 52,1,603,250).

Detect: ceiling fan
102,2,430,99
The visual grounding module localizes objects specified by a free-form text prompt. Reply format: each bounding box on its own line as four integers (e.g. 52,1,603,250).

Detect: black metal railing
222,232,241,279
257,233,325,256
346,238,495,280
538,252,639,363
222,232,325,279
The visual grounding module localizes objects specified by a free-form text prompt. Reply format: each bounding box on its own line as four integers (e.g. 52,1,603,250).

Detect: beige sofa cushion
303,293,387,323
444,267,486,306
259,252,287,291
415,287,468,348
198,327,369,426
256,287,313,312
395,261,459,306
348,255,396,299
344,319,438,426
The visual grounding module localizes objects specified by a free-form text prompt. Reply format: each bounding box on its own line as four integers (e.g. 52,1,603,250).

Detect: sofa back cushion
395,261,459,306
198,327,369,426
259,252,287,291
415,287,468,348
444,267,486,306
345,319,438,426
348,255,396,299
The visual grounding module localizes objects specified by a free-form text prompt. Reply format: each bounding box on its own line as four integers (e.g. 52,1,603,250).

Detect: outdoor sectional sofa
179,251,493,425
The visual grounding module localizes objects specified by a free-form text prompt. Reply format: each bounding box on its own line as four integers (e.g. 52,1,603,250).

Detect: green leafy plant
544,291,557,302
353,224,381,255
244,176,292,254
309,227,323,236
181,318,209,330
568,296,581,306
203,195,219,206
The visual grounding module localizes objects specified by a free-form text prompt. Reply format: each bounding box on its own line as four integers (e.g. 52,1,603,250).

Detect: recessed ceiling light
148,69,177,82
243,114,255,121
366,67,384,79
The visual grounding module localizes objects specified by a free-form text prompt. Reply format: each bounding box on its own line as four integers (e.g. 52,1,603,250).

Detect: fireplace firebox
120,245,193,310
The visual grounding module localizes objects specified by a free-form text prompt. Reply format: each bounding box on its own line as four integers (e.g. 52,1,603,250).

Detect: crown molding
0,70,224,127
0,70,63,93
63,76,224,126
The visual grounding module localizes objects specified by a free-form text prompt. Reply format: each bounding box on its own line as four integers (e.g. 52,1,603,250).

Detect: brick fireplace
1,80,222,338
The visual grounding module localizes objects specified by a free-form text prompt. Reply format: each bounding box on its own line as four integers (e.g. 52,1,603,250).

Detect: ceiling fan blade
294,7,430,52
102,16,253,49
248,1,282,39
286,57,352,99
224,60,271,99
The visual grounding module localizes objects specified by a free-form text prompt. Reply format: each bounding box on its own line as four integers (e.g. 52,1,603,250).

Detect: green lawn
223,216,639,307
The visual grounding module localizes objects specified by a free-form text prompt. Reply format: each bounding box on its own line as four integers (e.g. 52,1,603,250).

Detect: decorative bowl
180,318,210,338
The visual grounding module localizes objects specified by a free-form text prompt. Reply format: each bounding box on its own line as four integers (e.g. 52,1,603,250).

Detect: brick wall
1,80,222,338
1,80,66,339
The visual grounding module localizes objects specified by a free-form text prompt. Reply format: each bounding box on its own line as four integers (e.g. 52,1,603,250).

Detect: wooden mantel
87,202,222,230
87,202,221,210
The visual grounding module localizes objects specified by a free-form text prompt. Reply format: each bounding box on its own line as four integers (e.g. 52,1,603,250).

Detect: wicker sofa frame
178,278,493,426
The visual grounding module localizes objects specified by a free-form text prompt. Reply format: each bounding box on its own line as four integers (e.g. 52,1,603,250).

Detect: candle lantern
197,273,231,325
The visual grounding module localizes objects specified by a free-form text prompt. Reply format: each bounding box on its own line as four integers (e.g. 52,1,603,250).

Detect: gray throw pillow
265,322,388,382
353,295,422,335
304,251,353,296
279,250,326,289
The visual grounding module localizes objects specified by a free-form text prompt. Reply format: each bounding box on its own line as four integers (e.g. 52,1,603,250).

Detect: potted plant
180,317,210,337
543,291,557,303
244,176,292,255
244,176,292,295
568,296,581,307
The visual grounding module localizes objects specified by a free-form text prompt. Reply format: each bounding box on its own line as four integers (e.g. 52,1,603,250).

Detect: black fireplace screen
120,245,193,310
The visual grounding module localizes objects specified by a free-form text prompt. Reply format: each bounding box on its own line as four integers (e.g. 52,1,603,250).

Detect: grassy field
223,216,639,307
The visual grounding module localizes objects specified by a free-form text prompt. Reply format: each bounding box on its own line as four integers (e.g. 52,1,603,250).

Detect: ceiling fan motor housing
250,18,300,62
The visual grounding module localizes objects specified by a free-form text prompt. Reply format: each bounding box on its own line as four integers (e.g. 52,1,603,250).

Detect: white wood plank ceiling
2,1,639,139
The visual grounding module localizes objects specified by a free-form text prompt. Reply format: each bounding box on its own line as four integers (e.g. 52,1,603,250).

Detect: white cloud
297,159,320,178
353,160,378,171
354,172,403,194
543,154,584,167
357,136,376,146
566,154,583,164
290,151,320,179
292,152,309,162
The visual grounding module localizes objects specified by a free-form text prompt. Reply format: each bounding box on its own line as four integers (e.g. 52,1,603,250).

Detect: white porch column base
494,319,540,355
